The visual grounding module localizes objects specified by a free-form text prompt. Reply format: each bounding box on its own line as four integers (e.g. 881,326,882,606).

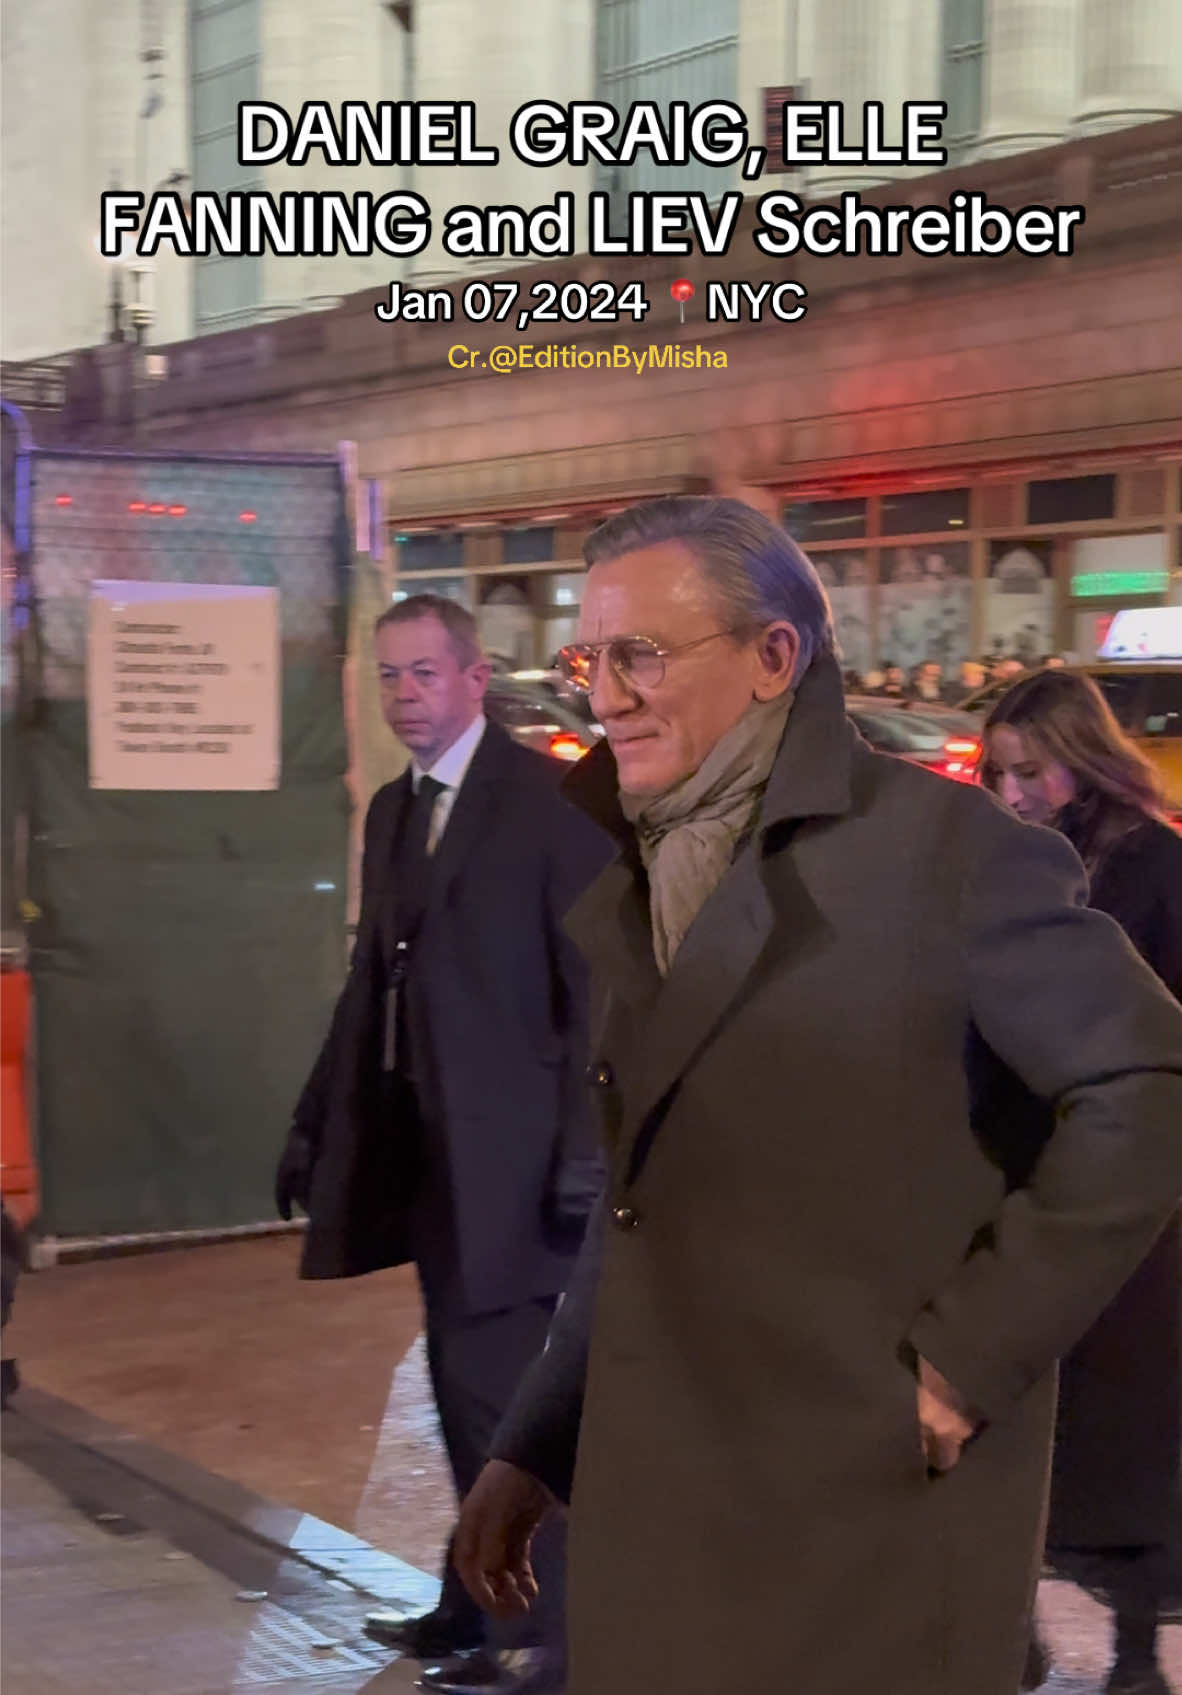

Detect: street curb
29,1220,307,1268
8,1384,439,1614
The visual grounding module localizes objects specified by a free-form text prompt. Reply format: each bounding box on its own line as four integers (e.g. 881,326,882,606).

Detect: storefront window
502,526,556,565
810,552,872,676
784,498,867,543
395,532,464,570
477,576,535,668
879,543,972,672
1027,475,1115,526
393,574,469,606
880,488,970,535
985,540,1055,664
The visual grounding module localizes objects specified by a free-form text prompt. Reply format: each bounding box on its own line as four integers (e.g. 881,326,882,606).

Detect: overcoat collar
561,653,857,1171
562,651,853,846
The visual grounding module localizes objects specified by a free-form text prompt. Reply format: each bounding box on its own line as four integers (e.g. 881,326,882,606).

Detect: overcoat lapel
425,720,511,911
562,653,857,1180
564,857,662,1011
621,841,775,1160
375,770,414,964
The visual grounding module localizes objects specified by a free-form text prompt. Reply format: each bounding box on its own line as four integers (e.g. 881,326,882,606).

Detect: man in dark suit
275,594,610,1695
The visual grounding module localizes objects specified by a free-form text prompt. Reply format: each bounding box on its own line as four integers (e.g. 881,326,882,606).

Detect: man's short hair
375,593,483,668
583,496,836,681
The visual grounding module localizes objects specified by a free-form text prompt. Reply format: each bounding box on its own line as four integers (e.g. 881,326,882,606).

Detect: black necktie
394,774,444,943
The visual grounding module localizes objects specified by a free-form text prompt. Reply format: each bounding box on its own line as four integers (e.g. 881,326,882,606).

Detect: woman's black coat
1048,815,1182,1548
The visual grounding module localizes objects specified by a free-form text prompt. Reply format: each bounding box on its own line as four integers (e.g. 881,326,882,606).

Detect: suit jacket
287,720,613,1315
492,653,1182,1695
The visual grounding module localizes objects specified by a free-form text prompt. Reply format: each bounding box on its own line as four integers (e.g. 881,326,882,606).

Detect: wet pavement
2,1417,423,1694
4,1234,452,1571
3,1236,1181,1692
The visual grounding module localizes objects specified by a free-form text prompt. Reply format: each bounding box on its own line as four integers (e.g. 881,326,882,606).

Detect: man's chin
613,743,677,798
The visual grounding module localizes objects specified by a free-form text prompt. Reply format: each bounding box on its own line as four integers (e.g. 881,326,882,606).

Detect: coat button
586,1062,613,1088
612,1205,640,1231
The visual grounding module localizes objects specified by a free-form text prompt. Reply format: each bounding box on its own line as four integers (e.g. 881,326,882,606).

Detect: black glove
545,1155,603,1240
274,1131,315,1221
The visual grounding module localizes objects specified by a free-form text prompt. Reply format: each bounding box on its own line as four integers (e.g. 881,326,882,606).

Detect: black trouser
398,1066,566,1657
422,1291,566,1653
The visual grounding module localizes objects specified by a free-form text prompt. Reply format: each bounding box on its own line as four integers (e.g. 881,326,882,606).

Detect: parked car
484,674,602,762
845,697,983,782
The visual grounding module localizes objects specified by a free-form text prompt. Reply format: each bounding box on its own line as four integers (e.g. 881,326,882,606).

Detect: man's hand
916,1355,980,1473
454,1460,557,1619
274,1135,314,1222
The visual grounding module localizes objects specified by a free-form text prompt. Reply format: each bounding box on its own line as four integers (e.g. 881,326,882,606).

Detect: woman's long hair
981,669,1166,872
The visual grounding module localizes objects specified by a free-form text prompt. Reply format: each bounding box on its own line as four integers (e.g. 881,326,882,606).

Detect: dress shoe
1104,1663,1171,1695
363,1608,483,1658
417,1645,565,1693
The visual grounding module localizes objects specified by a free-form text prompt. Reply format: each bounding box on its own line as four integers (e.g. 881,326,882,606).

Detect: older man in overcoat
452,497,1182,1695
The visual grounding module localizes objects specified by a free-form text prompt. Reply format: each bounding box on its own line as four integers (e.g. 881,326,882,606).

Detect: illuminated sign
1099,607,1182,661
1071,570,1170,598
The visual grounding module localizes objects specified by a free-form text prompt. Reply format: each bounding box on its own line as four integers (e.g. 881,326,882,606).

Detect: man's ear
751,622,800,701
469,659,493,699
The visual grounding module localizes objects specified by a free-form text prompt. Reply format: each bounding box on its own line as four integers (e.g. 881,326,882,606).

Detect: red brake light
148,503,167,514
940,735,982,780
239,511,258,524
168,504,187,517
128,501,147,513
54,494,73,507
548,731,586,763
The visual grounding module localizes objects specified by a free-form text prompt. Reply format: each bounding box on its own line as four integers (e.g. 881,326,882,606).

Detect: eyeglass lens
561,639,664,691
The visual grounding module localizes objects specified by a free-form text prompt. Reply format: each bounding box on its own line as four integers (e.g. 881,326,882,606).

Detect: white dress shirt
411,713,487,853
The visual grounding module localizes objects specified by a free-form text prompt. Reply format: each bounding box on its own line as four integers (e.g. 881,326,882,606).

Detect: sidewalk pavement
3,1239,1180,1692
2,1387,440,1695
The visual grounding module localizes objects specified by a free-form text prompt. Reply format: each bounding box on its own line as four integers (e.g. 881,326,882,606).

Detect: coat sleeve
288,787,391,1153
542,793,615,1214
490,1192,605,1501
908,808,1182,1422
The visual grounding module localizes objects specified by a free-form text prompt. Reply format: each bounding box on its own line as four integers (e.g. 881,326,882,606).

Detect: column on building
84,0,141,352
737,0,799,160
799,0,942,195
259,0,409,315
974,0,1078,159
1071,0,1182,135
411,0,596,282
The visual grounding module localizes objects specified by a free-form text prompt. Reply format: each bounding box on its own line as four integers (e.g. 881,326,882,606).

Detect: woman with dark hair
982,669,1182,1695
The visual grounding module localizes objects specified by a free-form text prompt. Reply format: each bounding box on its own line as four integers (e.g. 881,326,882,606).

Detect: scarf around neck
621,691,793,975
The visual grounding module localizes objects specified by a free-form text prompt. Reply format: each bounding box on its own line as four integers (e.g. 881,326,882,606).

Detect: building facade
3,0,1181,358
35,116,1170,691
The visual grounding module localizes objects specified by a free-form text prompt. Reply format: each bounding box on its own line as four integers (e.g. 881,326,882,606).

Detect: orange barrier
0,968,37,1229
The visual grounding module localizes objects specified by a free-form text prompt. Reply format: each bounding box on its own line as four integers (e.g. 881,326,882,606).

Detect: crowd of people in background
843,650,1068,705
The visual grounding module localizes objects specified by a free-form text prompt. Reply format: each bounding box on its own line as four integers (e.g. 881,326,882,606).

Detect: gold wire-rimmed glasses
555,629,739,693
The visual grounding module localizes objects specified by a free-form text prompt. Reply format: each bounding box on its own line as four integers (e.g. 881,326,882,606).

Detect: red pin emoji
671,278,694,323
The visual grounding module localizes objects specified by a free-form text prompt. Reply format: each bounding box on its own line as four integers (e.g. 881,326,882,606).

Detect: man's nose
590,657,637,719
